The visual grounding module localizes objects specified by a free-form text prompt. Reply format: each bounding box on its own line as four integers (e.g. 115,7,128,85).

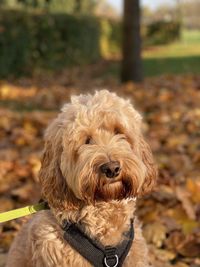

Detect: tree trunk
121,0,143,82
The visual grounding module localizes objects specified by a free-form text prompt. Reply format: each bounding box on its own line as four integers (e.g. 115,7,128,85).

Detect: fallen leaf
152,248,176,262
186,178,200,204
175,186,196,220
143,222,167,248
0,198,14,213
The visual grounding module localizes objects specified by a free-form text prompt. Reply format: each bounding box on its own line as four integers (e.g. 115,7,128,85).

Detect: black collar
62,219,134,267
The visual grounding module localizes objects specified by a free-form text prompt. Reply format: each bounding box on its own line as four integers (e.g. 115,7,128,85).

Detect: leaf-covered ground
0,65,200,267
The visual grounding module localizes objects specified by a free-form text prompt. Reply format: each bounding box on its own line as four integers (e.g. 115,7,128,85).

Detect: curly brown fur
6,90,157,267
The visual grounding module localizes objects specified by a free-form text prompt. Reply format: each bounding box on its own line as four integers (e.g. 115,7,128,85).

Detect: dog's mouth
103,179,123,189
94,176,133,201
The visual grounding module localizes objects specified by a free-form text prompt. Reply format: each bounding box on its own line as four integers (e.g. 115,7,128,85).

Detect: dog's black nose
100,161,121,178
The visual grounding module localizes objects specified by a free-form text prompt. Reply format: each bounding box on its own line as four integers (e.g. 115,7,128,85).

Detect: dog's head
39,90,157,210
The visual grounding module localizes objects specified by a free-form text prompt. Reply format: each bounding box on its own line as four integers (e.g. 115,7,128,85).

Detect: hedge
144,20,181,46
0,9,101,77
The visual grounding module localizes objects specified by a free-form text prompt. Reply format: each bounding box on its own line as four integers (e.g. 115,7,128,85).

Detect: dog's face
39,91,157,209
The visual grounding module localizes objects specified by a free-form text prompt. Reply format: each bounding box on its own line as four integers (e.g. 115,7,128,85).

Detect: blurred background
0,0,200,266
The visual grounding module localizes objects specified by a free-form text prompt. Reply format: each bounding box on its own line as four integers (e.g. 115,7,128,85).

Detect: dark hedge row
0,9,101,77
144,20,181,45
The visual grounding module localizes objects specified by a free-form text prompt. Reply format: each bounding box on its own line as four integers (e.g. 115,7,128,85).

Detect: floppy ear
139,137,157,196
38,119,79,210
38,119,67,209
125,103,157,196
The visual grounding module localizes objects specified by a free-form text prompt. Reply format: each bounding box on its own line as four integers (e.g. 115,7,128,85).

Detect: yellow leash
0,202,48,223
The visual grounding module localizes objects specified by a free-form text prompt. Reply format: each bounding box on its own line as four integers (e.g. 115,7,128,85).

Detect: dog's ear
38,119,68,209
39,118,80,210
139,137,157,196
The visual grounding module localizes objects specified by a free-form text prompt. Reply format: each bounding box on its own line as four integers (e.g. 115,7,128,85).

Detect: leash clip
104,246,119,267
104,255,119,267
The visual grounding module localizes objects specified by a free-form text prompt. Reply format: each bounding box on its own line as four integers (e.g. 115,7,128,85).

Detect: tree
121,0,143,82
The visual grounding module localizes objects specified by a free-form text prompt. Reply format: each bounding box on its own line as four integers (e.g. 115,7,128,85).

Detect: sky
107,0,175,13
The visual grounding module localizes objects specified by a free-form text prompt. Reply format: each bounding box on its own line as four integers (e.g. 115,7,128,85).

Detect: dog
6,90,157,267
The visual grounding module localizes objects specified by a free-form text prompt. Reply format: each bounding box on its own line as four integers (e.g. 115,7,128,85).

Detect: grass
144,56,200,76
144,30,200,58
181,30,200,44
103,30,200,78
143,30,200,76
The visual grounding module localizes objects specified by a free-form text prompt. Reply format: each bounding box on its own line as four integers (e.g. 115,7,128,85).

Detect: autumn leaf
175,186,196,220
186,178,200,204
143,222,167,248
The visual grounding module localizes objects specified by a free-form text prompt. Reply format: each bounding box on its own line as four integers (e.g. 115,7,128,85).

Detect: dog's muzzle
100,161,121,178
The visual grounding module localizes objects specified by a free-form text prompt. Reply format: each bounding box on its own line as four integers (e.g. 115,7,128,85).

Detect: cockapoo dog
6,90,157,267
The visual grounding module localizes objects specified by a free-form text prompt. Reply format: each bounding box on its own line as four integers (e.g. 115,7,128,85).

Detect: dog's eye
114,127,127,141
114,128,122,135
85,137,92,144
